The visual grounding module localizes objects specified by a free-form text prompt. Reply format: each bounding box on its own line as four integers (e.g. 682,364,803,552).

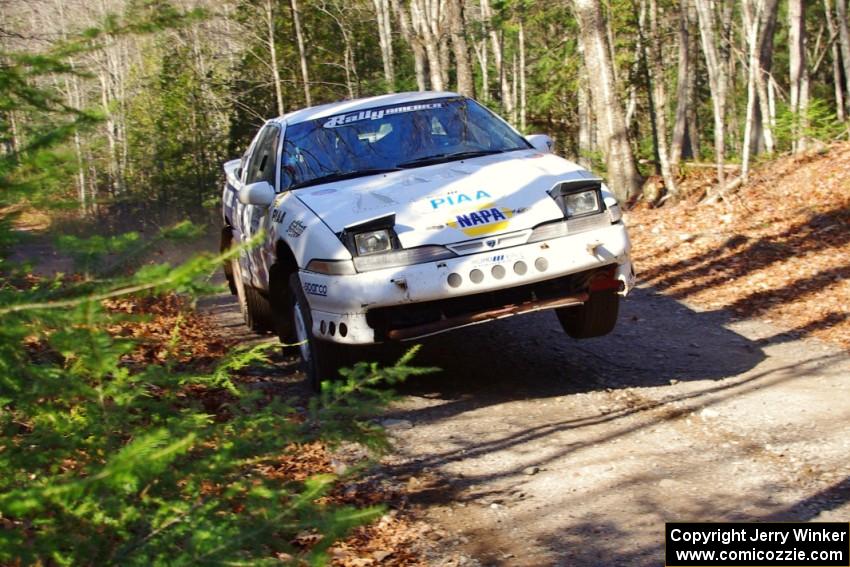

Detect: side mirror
526,134,554,153
238,181,275,207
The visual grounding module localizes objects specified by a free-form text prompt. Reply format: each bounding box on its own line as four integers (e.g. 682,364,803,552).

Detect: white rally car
221,92,635,388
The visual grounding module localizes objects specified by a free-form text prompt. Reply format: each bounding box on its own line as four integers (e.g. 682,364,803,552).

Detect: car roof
275,91,461,126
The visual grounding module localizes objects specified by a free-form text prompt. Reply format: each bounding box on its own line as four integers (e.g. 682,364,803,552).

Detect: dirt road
206,285,850,566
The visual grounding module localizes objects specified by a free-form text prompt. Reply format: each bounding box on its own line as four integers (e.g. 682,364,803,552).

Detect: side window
245,125,280,187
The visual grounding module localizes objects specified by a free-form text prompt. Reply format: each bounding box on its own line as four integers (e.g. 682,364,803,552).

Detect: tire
232,256,275,334
221,228,237,295
244,286,275,334
556,290,620,339
289,272,349,391
268,266,296,345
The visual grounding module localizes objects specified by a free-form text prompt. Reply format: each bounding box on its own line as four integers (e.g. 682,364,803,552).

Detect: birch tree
670,0,694,165
647,0,677,196
290,0,312,106
824,0,845,121
573,0,642,201
694,0,729,189
836,0,850,117
482,0,514,118
788,0,809,153
447,0,473,96
372,0,396,90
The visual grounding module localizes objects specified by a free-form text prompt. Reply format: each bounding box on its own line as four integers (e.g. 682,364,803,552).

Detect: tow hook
586,240,603,256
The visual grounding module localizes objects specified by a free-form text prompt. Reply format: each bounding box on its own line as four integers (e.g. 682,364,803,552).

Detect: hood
294,149,593,248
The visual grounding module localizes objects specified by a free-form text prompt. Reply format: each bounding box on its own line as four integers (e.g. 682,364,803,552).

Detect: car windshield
281,97,530,189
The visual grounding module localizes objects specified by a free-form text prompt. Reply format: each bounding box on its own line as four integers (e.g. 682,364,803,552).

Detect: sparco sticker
303,282,327,297
323,103,443,128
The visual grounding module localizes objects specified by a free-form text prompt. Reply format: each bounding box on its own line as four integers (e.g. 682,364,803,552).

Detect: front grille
366,265,611,340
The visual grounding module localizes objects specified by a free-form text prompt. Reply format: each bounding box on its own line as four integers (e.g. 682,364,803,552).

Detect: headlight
354,229,392,255
564,190,600,217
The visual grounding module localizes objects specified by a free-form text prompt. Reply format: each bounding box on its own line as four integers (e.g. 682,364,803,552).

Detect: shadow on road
385,286,766,414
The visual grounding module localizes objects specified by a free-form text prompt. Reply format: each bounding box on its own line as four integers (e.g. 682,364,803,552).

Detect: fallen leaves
630,142,850,350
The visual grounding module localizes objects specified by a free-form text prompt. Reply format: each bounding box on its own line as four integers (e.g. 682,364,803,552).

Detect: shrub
0,243,436,565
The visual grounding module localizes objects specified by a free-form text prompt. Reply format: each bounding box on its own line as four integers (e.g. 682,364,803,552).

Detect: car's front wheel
556,290,620,339
289,273,348,391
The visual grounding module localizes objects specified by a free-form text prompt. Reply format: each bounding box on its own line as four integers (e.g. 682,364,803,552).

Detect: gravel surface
208,283,850,566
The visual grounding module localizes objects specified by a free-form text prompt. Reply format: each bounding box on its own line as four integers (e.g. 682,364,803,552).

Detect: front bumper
299,222,634,344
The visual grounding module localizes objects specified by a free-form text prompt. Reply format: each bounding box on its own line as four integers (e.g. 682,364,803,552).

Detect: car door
239,123,281,289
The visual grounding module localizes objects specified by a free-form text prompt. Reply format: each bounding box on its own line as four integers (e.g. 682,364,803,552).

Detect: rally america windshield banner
322,102,444,128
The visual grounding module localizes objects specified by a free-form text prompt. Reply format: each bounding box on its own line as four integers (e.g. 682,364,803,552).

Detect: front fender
261,193,352,288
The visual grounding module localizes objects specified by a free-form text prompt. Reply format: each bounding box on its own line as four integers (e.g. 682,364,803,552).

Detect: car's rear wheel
556,290,620,339
290,273,348,391
232,256,275,334
221,227,237,295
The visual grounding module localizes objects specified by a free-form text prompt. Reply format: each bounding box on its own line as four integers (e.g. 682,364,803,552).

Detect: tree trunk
694,0,728,189
519,19,527,131
836,0,850,116
577,67,593,169
788,0,809,153
824,0,845,121
409,0,445,91
482,0,513,116
741,0,762,182
574,0,642,202
474,40,489,101
755,0,778,153
265,0,284,116
448,0,474,96
636,0,661,176
394,0,428,90
373,0,396,91
648,0,678,196
290,0,311,106
670,0,693,165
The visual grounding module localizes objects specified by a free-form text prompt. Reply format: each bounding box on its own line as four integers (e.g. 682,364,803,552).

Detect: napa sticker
323,102,443,128
447,204,516,237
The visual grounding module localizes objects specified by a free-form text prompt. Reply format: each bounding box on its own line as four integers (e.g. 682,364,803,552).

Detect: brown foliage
629,143,850,349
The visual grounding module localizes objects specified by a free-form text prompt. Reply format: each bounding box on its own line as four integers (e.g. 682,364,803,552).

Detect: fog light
535,257,548,272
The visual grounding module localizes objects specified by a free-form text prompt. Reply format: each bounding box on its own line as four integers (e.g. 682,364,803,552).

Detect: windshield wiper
397,149,507,168
290,168,402,190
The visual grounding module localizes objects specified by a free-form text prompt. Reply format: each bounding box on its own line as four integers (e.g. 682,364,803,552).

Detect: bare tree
290,0,312,106
670,0,694,165
518,18,527,131
788,0,809,153
825,0,845,121
836,0,850,116
694,0,729,189
754,0,778,154
647,0,677,196
264,0,284,116
372,0,396,91
573,0,642,201
741,0,762,181
393,0,428,90
447,0,473,96
482,0,513,117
